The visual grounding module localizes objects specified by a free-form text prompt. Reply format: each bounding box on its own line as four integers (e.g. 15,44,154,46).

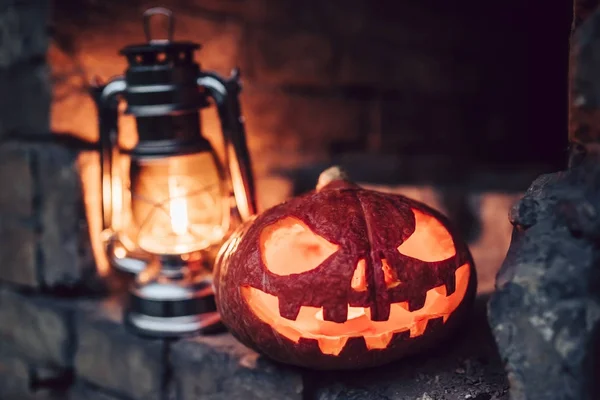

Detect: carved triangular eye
260,217,339,276
397,208,456,262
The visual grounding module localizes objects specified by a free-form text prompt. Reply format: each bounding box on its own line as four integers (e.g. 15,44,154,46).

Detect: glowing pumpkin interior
241,208,471,356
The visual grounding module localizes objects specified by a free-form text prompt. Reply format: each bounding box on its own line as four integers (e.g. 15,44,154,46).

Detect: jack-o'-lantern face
214,174,476,370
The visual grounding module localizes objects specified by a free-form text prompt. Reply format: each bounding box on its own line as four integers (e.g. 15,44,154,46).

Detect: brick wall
50,0,570,183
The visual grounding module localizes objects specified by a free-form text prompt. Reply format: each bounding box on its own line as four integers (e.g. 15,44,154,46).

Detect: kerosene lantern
92,7,256,337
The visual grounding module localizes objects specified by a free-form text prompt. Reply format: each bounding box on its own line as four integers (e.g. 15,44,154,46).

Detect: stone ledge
74,296,167,400
0,285,509,399
69,381,129,400
171,333,304,400
0,343,67,400
0,286,76,368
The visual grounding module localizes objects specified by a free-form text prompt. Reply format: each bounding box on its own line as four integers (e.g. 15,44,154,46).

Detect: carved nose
351,259,367,291
352,258,401,291
382,259,401,288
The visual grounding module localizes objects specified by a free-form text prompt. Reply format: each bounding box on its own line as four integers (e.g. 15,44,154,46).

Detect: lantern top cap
119,7,201,57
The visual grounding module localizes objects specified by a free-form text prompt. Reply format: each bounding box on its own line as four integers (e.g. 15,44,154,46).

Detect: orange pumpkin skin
214,178,476,370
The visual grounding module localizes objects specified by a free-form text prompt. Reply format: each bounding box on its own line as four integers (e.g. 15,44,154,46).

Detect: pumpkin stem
316,166,355,191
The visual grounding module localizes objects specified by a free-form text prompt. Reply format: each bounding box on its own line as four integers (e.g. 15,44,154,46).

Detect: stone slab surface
171,333,304,400
0,287,509,400
74,296,167,400
69,382,129,400
0,287,75,368
0,350,53,400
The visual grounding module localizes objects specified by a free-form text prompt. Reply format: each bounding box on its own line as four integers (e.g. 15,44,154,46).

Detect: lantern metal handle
91,76,127,234
197,69,258,221
143,7,174,43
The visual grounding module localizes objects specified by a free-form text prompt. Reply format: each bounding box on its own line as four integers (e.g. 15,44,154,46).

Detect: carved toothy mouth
241,263,470,356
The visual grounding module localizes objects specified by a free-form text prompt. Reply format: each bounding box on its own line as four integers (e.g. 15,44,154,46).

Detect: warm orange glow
260,217,339,276
228,143,253,221
241,263,470,356
78,152,110,276
352,259,402,292
398,208,456,262
133,152,228,255
382,259,401,288
351,260,367,291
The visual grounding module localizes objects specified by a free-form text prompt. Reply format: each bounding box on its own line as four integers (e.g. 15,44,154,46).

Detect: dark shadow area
52,0,571,177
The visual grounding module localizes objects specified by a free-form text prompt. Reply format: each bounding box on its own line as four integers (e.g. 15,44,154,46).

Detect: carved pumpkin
214,167,476,369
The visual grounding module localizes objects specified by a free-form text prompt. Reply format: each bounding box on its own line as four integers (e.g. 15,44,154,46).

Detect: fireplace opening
48,0,572,294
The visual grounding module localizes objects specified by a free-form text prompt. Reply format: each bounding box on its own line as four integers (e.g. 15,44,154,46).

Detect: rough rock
488,158,600,400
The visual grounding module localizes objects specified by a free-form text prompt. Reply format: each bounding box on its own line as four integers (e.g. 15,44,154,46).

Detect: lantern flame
168,176,189,236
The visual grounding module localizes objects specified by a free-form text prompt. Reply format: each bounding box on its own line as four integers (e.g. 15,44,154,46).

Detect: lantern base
125,274,225,338
125,311,223,338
